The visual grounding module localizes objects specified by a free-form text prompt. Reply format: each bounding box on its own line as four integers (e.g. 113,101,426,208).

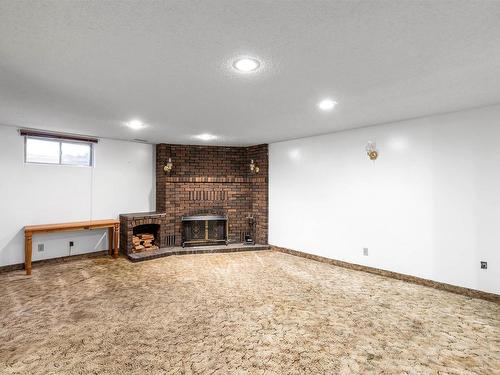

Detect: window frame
24,135,95,167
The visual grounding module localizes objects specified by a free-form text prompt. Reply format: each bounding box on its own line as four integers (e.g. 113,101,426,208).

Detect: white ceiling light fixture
194,133,218,141
232,57,261,73
125,119,146,130
318,99,337,111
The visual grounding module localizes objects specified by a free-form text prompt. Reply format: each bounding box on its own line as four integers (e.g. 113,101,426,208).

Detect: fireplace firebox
181,215,228,247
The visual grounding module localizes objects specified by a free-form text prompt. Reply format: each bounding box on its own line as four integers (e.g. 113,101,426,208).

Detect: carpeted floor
0,250,499,375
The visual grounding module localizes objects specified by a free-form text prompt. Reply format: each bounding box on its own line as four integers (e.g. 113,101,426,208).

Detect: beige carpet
0,250,499,375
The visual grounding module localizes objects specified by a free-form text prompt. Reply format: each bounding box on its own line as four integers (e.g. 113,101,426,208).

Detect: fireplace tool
244,215,256,245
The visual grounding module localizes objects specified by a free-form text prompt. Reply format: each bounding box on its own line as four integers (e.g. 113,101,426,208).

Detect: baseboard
271,246,499,304
0,250,110,274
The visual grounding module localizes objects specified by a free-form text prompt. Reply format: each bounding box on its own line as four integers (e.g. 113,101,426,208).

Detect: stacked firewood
132,233,158,252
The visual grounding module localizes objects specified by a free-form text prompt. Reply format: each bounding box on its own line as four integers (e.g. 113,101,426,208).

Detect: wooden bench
24,219,120,275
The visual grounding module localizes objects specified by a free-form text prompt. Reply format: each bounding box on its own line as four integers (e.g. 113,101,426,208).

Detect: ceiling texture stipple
0,0,500,145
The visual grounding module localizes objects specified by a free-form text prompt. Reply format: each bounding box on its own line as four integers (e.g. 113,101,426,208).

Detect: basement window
23,131,96,167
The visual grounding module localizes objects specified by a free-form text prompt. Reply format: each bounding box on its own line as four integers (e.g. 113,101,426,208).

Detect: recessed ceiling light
194,133,218,141
318,99,337,111
126,119,146,130
233,57,261,73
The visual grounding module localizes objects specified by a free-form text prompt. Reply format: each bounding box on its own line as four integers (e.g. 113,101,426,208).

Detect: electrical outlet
363,247,369,256
37,244,44,252
480,261,487,269
69,241,74,247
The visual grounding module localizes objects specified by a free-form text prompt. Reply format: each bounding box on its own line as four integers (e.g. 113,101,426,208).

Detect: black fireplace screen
181,215,228,247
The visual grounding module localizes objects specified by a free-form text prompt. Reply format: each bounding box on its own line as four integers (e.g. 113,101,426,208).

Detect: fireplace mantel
164,176,266,183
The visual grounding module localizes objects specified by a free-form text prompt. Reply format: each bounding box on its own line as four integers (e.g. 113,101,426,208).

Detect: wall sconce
365,141,379,161
249,159,260,174
163,157,173,173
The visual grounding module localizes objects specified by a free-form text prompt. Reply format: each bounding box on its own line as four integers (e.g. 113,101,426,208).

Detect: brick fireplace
156,144,268,246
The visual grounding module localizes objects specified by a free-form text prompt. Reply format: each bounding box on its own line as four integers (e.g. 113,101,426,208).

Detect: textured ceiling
1,0,499,145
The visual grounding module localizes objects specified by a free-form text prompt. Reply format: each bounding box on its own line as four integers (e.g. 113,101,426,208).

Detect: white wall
0,125,155,266
269,105,500,295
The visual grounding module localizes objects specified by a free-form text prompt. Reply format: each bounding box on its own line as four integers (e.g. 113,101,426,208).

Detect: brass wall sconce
365,141,379,161
163,157,173,173
249,159,260,173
